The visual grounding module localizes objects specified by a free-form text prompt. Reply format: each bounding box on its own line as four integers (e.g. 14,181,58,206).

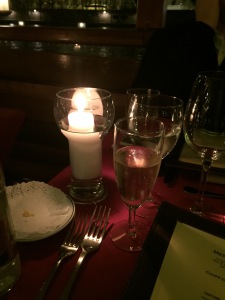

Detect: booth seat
0,47,139,183
0,107,26,163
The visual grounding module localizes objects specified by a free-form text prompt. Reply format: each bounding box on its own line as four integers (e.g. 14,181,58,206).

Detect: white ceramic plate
6,181,75,242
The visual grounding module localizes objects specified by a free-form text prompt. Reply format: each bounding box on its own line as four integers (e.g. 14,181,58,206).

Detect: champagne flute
183,71,225,219
128,94,183,218
110,116,164,252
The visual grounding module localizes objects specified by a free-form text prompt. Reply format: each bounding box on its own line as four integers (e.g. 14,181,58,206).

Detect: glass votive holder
54,87,115,204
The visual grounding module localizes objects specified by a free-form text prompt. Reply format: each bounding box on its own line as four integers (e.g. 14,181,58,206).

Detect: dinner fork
36,213,88,300
59,206,111,300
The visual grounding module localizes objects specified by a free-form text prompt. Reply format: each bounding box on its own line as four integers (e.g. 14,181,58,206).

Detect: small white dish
6,181,75,242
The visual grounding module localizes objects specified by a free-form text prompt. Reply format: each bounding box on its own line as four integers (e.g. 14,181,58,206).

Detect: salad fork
59,206,111,300
36,213,88,300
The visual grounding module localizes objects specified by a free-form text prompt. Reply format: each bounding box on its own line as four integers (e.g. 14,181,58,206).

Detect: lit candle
0,0,9,11
62,89,102,180
68,111,94,132
68,90,95,133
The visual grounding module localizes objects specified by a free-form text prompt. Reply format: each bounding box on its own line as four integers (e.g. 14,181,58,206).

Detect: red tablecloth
4,130,225,300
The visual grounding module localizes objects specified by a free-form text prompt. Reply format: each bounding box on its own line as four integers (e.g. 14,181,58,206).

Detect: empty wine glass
110,116,164,251
183,70,225,219
128,94,183,218
127,88,160,108
126,88,160,117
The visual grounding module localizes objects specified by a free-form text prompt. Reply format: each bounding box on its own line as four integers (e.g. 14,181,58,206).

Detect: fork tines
88,206,111,240
63,212,88,247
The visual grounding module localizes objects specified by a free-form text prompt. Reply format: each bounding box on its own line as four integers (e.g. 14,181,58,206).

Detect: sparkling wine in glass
110,116,164,251
183,71,225,220
128,94,183,218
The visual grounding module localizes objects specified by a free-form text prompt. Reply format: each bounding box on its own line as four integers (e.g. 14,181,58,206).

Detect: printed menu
150,222,225,300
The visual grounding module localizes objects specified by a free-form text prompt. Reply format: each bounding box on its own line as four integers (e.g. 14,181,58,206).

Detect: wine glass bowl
126,88,160,115
129,94,183,158
128,94,183,218
110,116,164,252
183,71,225,217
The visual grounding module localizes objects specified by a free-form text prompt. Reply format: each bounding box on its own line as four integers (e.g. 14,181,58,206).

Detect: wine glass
126,88,160,109
128,94,183,218
110,116,164,252
183,71,225,219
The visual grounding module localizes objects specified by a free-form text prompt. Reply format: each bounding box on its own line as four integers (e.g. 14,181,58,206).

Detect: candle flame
69,89,97,133
71,88,103,116
72,90,89,112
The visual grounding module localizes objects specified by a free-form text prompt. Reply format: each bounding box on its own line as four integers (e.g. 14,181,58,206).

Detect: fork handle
59,249,88,300
36,260,62,300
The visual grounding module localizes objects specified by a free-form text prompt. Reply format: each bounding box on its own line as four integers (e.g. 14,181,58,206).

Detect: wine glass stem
196,159,212,210
128,207,137,238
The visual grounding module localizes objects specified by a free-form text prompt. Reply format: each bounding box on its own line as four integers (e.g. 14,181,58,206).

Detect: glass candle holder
54,88,115,204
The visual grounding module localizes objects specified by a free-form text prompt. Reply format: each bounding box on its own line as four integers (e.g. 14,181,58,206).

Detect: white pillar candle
0,0,9,10
67,131,102,180
62,89,102,180
68,111,94,133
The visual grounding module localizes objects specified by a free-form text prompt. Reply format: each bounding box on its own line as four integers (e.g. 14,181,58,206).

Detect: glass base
69,176,107,204
110,220,148,252
190,205,225,224
0,254,20,298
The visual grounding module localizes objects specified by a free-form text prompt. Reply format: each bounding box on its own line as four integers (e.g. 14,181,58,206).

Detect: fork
59,206,111,300
36,213,88,300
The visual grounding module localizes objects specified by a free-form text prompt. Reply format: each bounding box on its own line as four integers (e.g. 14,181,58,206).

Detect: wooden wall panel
0,48,139,92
